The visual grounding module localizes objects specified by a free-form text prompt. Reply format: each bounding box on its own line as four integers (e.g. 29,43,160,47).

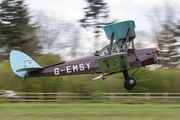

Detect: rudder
10,50,42,77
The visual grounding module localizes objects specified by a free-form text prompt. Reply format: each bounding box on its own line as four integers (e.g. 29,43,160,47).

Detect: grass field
0,102,180,120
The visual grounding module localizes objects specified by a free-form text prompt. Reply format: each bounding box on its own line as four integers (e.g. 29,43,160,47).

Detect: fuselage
28,48,158,78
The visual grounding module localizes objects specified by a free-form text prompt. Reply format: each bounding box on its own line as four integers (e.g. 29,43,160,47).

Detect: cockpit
95,20,136,56
97,36,135,56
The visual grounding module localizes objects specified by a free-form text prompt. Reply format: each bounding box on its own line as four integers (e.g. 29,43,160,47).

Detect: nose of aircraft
156,48,160,53
154,33,160,55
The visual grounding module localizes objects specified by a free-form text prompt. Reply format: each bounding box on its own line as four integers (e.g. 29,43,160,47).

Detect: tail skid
10,50,42,77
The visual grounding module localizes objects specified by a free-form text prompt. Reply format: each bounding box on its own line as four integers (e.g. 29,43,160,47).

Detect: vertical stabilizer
10,50,42,77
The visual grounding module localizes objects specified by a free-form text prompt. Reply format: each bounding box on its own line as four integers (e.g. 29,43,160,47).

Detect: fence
1,92,180,102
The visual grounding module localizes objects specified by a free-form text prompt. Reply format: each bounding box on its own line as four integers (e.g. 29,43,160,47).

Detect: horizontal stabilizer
16,67,42,72
10,50,42,77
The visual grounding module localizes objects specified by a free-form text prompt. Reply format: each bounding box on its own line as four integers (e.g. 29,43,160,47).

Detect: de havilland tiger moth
10,20,159,90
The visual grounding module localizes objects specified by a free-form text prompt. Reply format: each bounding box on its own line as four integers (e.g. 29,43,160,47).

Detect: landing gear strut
123,70,137,90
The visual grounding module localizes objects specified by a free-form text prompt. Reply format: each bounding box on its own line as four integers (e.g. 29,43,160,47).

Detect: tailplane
10,50,42,77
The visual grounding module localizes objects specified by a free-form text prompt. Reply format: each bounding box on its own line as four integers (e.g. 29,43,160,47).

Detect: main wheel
124,82,133,90
126,76,137,87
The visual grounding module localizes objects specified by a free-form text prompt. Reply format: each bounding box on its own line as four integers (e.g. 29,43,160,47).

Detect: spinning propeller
154,33,160,63
154,33,160,54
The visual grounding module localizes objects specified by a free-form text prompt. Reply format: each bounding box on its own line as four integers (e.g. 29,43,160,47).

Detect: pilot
112,48,118,54
94,50,100,56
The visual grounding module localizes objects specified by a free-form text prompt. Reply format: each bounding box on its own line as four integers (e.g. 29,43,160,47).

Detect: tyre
124,82,133,90
126,76,137,87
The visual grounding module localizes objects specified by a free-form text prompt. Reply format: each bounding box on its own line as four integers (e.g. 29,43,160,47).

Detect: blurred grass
0,103,180,120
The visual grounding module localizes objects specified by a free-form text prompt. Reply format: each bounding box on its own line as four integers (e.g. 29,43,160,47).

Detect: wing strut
124,28,131,53
108,32,114,55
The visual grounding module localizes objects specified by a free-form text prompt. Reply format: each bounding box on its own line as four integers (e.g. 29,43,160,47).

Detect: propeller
154,33,160,63
154,33,160,54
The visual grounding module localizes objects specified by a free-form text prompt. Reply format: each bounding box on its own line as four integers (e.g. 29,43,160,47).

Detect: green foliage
1,49,180,93
0,98,10,103
2,54,180,93
0,0,41,62
80,0,109,29
90,91,104,102
79,0,114,49
116,67,180,93
0,54,63,92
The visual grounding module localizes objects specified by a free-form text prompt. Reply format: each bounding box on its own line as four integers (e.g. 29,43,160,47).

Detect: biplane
10,20,159,90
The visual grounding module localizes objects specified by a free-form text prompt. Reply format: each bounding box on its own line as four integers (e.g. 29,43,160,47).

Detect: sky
0,0,180,35
1,0,180,57
21,0,180,32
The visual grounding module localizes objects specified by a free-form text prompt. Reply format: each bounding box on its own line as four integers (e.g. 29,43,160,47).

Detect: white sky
22,0,180,32
1,0,180,58
0,0,179,34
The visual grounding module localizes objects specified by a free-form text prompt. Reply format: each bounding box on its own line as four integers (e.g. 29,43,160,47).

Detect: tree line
1,59,180,93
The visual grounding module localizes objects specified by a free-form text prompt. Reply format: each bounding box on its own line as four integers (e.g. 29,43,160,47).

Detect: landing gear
123,70,137,90
124,81,133,90
22,73,28,82
126,76,137,87
124,76,137,90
